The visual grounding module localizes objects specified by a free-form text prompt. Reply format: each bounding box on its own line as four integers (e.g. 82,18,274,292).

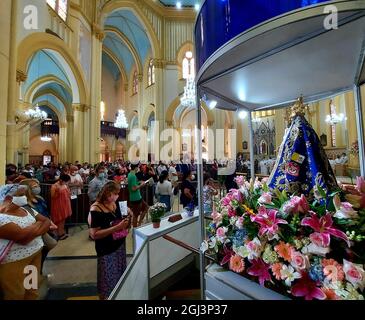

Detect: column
0,1,12,183
59,123,67,163
154,60,166,163
73,104,85,163
345,91,360,170
66,114,74,162
5,0,18,167
89,24,103,164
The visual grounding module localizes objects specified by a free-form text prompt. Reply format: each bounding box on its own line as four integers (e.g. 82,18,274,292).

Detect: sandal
58,234,69,241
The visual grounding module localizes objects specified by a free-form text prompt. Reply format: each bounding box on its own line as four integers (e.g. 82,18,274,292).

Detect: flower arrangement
201,176,365,300
351,140,359,157
149,203,167,223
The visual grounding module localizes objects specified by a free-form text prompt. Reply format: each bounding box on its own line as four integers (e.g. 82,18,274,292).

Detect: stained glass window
183,51,195,79
148,60,155,87
133,71,138,95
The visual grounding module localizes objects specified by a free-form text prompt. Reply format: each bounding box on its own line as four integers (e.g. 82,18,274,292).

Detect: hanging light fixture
114,109,129,129
325,100,347,125
25,104,48,121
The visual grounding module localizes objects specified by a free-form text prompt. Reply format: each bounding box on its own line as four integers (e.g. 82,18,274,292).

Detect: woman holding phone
89,181,132,300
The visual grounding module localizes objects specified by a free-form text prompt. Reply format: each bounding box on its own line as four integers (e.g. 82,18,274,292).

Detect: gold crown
290,96,308,121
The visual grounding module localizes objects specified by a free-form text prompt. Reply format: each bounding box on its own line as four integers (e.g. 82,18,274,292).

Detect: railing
101,121,127,139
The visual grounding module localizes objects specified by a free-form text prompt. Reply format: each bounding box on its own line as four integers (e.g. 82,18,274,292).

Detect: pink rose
343,259,365,290
234,176,245,187
291,251,309,270
258,192,273,205
235,216,244,229
211,211,222,224
216,227,227,241
310,232,329,248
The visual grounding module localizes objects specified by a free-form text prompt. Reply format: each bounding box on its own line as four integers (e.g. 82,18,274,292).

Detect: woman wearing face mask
50,174,72,240
19,179,58,273
0,188,51,300
88,165,109,205
89,181,132,300
180,170,197,208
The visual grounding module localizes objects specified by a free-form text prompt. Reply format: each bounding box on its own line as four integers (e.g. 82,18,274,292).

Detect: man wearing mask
88,165,109,204
128,163,149,227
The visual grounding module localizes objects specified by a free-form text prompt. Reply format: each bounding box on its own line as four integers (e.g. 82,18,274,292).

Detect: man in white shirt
169,162,179,184
69,166,84,198
340,153,349,164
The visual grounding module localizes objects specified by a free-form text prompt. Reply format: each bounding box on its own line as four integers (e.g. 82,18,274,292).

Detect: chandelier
25,105,48,121
325,100,347,125
41,135,52,142
325,113,347,125
181,76,196,108
114,109,129,129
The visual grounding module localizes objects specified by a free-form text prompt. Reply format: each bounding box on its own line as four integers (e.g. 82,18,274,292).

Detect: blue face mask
98,173,106,180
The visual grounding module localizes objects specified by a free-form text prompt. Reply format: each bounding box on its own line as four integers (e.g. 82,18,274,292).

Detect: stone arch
24,75,72,104
100,1,161,59
17,33,88,105
141,103,156,128
165,97,215,127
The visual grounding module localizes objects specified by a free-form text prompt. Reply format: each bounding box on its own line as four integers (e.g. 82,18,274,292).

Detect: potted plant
149,203,167,228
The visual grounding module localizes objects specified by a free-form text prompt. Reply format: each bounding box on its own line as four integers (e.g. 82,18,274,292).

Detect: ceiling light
194,3,200,11
176,2,182,9
209,100,217,110
238,110,248,120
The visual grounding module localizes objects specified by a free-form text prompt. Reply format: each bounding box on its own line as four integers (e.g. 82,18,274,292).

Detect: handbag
23,207,58,251
0,240,14,264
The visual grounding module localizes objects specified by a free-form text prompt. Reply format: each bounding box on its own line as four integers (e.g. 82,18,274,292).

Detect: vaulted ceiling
103,9,152,79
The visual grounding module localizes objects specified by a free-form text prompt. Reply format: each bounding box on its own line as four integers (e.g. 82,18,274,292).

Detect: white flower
235,217,244,229
200,241,208,253
302,243,330,257
280,265,301,287
230,216,238,226
241,237,262,260
233,245,246,258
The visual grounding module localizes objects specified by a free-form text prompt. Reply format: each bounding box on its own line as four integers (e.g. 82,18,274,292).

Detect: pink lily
356,176,365,193
301,212,350,247
220,246,234,267
251,206,287,239
247,258,272,286
291,272,326,300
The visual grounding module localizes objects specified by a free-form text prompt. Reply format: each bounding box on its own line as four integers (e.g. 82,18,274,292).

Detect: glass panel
46,0,56,10
58,0,68,21
110,241,149,300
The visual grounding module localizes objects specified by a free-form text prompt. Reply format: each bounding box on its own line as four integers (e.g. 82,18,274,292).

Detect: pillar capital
72,104,90,112
166,120,173,128
16,69,27,83
207,121,214,127
92,23,105,41
153,59,166,69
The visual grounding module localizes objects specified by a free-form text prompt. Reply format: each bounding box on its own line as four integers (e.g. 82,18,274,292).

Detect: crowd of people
1,157,229,300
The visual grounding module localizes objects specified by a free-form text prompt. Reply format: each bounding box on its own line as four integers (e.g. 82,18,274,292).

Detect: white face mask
191,175,196,180
12,196,28,207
